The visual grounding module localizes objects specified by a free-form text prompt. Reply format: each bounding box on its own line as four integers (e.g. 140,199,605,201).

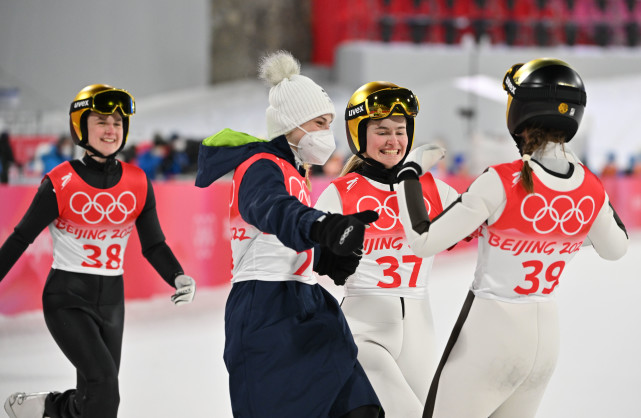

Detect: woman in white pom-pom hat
196,51,384,417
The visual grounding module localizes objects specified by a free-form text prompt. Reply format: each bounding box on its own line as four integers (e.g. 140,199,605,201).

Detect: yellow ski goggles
70,89,135,116
345,88,419,121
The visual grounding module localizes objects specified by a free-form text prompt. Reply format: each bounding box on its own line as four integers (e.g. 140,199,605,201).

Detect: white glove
404,144,446,175
171,275,196,305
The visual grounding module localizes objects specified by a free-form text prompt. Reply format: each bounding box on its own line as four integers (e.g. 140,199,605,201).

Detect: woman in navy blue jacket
196,51,383,418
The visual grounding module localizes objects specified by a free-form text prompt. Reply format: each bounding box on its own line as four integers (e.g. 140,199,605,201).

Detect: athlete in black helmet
2,84,196,418
395,58,628,417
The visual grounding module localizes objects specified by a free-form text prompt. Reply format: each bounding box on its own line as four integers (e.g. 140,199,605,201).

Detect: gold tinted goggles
70,89,136,116
346,88,419,121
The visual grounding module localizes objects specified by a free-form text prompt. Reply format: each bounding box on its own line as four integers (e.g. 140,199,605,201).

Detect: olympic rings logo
69,191,137,225
289,176,310,206
228,176,310,209
520,193,595,235
357,194,432,231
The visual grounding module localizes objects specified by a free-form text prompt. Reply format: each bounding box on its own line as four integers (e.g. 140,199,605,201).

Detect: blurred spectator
136,134,169,180
0,130,15,184
161,133,191,178
625,155,641,176
322,151,345,178
119,143,138,164
308,151,345,179
601,152,619,177
448,152,469,176
40,135,74,173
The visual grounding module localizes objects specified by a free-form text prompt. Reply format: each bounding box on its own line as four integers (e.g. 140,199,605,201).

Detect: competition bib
47,161,147,275
229,153,315,284
334,172,443,298
473,160,606,301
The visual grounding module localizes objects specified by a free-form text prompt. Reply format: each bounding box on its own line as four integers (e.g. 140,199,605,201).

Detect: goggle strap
70,98,93,113
345,103,367,121
504,73,586,106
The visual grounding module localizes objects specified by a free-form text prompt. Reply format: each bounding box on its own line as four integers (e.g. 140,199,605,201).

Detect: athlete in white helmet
395,58,629,417
314,81,460,417
1,84,196,418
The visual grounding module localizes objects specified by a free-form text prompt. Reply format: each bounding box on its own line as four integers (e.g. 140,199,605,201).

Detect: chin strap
81,141,121,162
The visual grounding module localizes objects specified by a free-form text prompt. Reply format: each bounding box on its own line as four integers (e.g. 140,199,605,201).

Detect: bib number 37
514,260,566,295
376,255,423,288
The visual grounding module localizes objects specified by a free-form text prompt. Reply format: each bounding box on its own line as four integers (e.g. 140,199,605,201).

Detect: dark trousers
41,269,124,418
224,280,382,417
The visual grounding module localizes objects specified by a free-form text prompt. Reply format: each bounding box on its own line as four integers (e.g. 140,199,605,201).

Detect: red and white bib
473,160,606,301
229,153,315,284
334,172,444,298
47,161,147,275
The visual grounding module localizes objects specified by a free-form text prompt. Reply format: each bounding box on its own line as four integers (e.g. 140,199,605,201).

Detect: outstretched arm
397,165,504,258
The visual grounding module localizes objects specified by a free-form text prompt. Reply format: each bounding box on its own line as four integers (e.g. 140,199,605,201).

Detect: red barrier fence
0,181,232,315
0,175,639,315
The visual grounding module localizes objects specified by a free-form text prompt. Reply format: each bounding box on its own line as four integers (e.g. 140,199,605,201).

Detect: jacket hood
195,128,294,187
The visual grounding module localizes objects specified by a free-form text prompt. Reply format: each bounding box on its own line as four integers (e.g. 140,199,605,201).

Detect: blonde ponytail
304,163,312,190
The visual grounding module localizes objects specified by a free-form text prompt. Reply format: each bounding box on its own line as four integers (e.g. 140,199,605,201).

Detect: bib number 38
514,260,566,295
82,244,123,270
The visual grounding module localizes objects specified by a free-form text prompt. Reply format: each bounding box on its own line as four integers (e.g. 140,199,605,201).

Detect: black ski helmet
503,58,586,142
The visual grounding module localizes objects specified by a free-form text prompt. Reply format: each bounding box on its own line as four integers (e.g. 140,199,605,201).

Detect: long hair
340,154,365,176
303,163,311,190
519,128,567,193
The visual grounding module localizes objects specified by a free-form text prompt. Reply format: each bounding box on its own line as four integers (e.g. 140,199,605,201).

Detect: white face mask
289,127,336,165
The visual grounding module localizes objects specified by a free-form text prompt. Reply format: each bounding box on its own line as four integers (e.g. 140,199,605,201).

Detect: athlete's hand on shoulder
397,144,446,181
171,275,196,305
311,211,378,256
314,246,362,286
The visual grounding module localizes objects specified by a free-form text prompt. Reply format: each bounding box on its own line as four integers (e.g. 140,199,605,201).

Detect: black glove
310,211,379,256
314,246,362,286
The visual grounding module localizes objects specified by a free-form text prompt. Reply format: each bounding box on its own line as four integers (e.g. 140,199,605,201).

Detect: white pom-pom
258,50,301,87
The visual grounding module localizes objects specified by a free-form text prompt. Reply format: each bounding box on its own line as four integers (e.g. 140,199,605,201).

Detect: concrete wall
0,0,209,114
209,0,312,83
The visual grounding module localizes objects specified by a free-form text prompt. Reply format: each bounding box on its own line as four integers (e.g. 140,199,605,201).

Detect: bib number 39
514,260,566,295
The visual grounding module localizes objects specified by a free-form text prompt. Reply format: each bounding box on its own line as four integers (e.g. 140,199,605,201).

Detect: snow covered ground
1,234,640,418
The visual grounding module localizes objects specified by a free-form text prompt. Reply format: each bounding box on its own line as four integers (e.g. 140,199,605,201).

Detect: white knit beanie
259,50,336,139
